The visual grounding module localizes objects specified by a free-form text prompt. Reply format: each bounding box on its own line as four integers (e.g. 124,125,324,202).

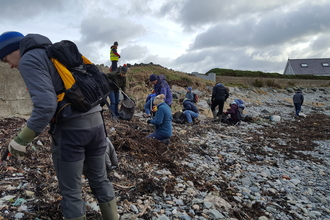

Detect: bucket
119,98,136,121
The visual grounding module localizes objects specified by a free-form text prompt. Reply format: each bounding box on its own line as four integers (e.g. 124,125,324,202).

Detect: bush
252,79,264,87
206,68,330,80
287,81,296,87
266,80,282,88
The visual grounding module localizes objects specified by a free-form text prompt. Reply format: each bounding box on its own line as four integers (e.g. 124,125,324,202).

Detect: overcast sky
1,0,330,74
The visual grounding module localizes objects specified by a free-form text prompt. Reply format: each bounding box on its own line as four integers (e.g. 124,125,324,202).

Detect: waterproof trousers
144,97,155,115
211,99,225,116
109,90,120,117
51,112,116,219
294,103,302,116
183,110,199,123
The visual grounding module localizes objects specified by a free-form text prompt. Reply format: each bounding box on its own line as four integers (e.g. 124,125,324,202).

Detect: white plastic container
270,115,281,122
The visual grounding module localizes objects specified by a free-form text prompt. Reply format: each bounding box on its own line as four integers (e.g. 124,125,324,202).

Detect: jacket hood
20,34,52,57
157,74,167,82
216,83,224,87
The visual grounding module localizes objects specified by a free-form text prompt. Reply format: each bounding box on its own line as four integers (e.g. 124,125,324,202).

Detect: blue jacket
146,93,156,102
185,91,194,102
153,75,172,106
182,100,198,113
150,102,172,138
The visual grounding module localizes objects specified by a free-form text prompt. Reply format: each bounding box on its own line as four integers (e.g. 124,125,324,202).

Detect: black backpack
46,40,110,121
237,107,245,121
172,111,186,124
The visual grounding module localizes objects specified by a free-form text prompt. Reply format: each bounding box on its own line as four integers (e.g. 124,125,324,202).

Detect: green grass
206,68,330,80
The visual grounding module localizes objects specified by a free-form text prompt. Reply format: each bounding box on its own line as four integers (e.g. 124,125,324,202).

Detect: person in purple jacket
224,101,240,125
149,74,172,107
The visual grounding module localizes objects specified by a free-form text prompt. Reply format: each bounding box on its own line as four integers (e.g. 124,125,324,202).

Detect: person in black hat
109,41,120,72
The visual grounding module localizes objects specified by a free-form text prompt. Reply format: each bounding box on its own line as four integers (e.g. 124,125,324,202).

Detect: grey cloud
190,2,330,51
121,45,148,61
0,0,71,22
78,15,147,46
172,45,291,74
161,0,291,32
310,35,330,56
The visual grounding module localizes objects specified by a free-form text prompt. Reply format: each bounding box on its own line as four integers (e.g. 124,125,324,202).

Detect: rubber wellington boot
212,111,218,122
64,215,86,220
99,199,119,220
218,115,222,123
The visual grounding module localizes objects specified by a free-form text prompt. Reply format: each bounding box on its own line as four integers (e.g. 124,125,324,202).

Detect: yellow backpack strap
82,55,92,64
51,58,76,101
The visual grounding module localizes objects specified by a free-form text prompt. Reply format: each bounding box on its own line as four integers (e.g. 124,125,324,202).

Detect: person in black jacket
293,89,304,116
211,83,229,123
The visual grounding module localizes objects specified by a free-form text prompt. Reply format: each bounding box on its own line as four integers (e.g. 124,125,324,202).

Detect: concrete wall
216,76,330,87
0,63,32,118
192,72,216,82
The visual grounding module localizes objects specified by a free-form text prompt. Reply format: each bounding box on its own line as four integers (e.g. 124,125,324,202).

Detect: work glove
8,126,36,160
152,106,158,112
146,119,151,124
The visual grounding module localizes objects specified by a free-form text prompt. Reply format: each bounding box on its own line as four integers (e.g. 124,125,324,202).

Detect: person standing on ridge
0,31,118,220
109,41,120,72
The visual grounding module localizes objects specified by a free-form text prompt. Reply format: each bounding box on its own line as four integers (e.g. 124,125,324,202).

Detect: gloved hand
118,55,121,58
181,109,185,112
146,119,151,124
8,126,36,160
152,106,158,112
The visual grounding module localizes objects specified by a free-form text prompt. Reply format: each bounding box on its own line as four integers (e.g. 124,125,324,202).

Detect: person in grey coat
0,31,118,220
293,90,304,116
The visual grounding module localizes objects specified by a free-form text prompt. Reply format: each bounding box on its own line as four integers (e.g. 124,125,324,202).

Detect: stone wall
216,76,330,87
0,63,32,118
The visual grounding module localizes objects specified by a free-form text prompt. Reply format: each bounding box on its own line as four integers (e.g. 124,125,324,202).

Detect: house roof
284,58,330,76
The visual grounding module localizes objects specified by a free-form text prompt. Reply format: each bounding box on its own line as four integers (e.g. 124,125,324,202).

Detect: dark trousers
111,61,118,72
294,103,302,116
51,112,115,218
109,90,120,116
211,99,225,116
